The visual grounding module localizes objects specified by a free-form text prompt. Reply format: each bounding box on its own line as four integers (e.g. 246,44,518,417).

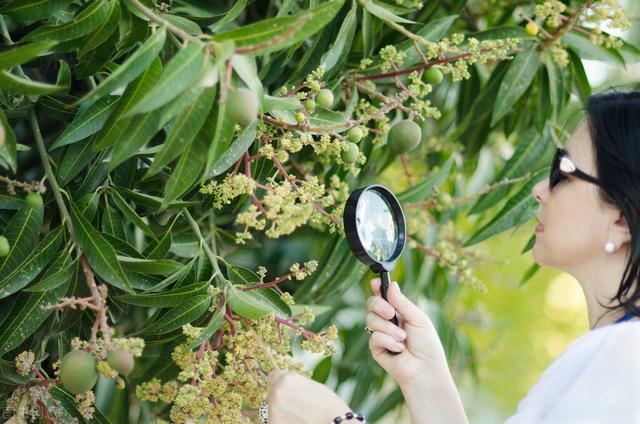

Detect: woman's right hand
366,278,449,391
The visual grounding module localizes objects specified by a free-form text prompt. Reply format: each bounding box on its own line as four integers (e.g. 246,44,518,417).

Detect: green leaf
101,201,127,240
263,95,302,112
23,0,111,42
108,105,165,170
76,30,118,79
0,41,58,70
143,216,177,259
464,169,546,246
0,279,68,357
160,14,203,36
0,201,44,278
202,93,236,181
491,43,541,126
0,194,24,210
76,27,166,105
78,0,121,57
56,137,99,186
140,294,211,335
162,132,209,205
227,264,260,285
186,305,225,349
50,386,111,424
126,43,208,115
24,252,76,292
209,0,248,32
307,107,347,133
519,262,540,286
364,1,416,24
469,128,548,214
0,226,64,299
144,84,215,179
118,256,183,275
227,285,292,320
0,109,17,173
231,55,264,103
69,201,133,293
110,188,157,240
51,95,118,149
117,282,209,307
93,56,163,151
0,70,66,94
211,0,344,56
567,49,591,105
210,120,258,177
563,31,625,65
0,0,73,22
397,157,454,203
320,3,357,77
55,59,71,92
114,186,199,210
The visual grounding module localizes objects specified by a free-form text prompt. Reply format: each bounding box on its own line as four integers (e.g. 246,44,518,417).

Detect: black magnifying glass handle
380,271,399,327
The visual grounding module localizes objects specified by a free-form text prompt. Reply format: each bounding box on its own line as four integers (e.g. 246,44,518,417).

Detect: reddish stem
357,47,498,81
274,315,315,340
240,266,309,291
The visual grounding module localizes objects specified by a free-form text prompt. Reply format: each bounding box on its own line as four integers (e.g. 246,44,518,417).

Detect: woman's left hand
267,370,351,423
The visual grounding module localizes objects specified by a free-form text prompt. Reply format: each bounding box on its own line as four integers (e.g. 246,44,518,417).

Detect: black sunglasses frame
549,147,602,190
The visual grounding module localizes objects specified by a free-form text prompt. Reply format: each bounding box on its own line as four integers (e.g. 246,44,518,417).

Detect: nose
532,178,548,205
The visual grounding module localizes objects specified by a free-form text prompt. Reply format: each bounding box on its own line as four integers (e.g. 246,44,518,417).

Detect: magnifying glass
343,184,407,328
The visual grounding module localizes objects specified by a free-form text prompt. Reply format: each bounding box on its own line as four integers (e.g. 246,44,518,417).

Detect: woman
266,90,640,423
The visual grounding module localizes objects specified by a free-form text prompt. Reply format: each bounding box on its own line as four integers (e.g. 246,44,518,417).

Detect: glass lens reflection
355,190,397,262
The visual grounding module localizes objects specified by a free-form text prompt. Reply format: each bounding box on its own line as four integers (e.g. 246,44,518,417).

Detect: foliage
0,0,637,422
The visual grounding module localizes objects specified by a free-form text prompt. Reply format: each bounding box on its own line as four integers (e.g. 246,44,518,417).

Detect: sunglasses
549,147,602,190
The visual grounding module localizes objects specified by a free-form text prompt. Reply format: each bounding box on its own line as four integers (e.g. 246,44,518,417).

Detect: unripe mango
226,88,259,127
59,350,98,394
107,349,134,376
388,120,422,154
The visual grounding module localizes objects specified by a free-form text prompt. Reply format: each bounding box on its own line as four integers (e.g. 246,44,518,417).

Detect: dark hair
587,89,640,325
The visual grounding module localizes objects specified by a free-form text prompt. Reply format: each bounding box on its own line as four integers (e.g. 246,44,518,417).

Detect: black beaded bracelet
328,411,366,423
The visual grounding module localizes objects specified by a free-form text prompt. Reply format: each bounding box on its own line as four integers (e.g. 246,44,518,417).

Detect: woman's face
531,120,614,270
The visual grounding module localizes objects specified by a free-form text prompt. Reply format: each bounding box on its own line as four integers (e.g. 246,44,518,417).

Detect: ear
611,210,632,246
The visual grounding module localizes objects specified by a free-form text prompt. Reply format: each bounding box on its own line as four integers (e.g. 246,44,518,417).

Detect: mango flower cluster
535,0,630,67
136,307,338,423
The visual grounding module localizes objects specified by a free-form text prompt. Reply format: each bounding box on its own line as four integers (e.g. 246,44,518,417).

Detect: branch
184,207,226,285
28,110,75,241
79,255,112,348
357,47,499,81
126,0,201,45
541,0,593,49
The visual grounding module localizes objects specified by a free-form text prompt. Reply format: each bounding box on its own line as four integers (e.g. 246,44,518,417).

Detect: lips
536,217,544,232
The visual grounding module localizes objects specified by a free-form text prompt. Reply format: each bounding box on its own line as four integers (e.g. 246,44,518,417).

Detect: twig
357,46,502,81
29,110,75,241
126,0,201,44
79,255,112,348
184,207,227,286
541,1,593,48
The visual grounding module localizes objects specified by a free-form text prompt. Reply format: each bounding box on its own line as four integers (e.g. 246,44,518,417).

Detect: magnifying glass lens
355,191,398,263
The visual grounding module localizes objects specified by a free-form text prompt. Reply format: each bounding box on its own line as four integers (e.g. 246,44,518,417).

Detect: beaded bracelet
328,411,366,423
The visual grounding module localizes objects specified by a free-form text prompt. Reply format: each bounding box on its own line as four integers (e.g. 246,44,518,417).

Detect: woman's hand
266,370,351,423
366,278,449,391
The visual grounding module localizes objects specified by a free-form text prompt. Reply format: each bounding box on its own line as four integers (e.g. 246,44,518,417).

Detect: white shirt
504,320,640,423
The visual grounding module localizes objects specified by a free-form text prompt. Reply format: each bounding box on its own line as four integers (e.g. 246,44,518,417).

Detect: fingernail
396,329,407,340
393,342,405,351
392,281,400,293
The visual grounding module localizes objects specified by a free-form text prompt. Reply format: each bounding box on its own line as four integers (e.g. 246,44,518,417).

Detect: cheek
534,198,603,263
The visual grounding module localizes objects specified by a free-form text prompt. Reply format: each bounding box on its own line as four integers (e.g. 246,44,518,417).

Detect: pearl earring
604,241,616,253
